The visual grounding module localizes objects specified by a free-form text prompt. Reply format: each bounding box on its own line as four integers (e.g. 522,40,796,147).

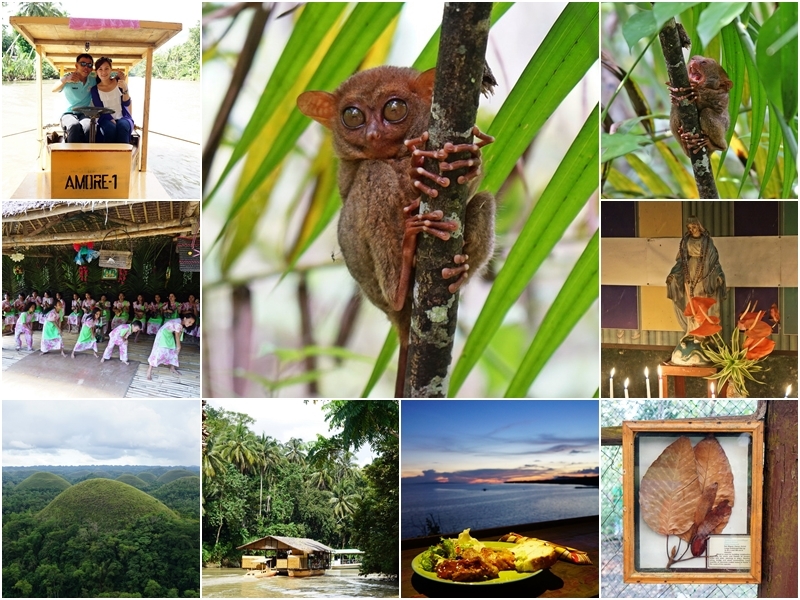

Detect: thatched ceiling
2,201,199,251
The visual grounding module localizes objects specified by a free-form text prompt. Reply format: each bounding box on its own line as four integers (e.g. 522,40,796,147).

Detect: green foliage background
601,2,798,199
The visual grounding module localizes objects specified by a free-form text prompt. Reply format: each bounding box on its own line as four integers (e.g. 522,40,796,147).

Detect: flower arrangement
690,300,779,397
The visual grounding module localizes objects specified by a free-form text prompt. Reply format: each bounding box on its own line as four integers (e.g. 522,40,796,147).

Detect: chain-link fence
601,399,759,598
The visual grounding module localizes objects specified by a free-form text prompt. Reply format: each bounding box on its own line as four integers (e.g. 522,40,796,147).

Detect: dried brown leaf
693,435,734,534
640,436,702,536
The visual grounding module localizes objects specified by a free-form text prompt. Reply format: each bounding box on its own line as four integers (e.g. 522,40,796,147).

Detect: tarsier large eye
383,99,408,123
342,107,365,129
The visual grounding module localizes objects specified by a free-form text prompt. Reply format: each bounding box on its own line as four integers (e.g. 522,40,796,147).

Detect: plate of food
411,529,557,585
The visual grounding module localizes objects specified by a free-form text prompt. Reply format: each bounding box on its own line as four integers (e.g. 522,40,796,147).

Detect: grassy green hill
16,472,71,492
157,469,197,484
38,479,176,530
138,472,158,483
116,474,149,489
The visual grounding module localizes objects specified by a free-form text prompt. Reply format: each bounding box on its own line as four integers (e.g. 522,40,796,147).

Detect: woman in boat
15,302,36,352
71,308,101,358
90,57,134,144
146,313,196,380
41,302,67,357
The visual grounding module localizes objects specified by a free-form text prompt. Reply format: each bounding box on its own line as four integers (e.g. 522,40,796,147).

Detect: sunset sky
401,400,598,483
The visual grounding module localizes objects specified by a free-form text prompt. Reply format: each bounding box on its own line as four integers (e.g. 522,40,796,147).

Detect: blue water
401,482,598,539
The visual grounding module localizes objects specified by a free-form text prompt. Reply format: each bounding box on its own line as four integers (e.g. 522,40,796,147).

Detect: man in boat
52,53,97,142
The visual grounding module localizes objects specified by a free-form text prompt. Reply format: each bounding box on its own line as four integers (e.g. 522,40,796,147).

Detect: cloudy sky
401,400,598,484
2,400,199,467
206,399,377,467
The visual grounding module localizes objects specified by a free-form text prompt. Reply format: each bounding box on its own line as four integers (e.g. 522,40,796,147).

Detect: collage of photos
1,1,798,600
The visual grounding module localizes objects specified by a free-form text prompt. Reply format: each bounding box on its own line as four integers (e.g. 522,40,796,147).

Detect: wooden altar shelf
659,363,728,398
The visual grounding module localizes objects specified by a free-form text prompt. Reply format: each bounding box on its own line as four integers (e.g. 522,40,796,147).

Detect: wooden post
759,400,798,597
141,46,153,172
36,44,44,170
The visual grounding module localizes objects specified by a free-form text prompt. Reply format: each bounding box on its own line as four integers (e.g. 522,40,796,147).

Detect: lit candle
645,367,651,399
786,385,792,399
609,368,615,398
657,365,663,398
624,378,629,398
710,382,715,398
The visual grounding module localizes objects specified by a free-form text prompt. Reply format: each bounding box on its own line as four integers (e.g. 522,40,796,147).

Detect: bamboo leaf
756,2,798,122
601,131,652,162
625,153,673,197
361,328,398,398
480,2,599,193
504,231,598,397
449,106,599,396
205,2,347,206
697,3,748,48
623,9,657,50
412,2,514,71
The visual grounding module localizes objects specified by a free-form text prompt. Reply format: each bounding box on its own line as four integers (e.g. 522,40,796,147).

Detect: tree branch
659,18,720,199
404,3,493,397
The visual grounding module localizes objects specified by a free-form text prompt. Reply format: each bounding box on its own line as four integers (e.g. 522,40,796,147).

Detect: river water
201,568,398,598
402,482,599,539
1,78,200,199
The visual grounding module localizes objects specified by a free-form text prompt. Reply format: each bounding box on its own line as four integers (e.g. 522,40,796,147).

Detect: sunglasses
78,61,92,67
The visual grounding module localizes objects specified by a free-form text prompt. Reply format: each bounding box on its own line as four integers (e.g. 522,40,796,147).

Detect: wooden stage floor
2,327,199,398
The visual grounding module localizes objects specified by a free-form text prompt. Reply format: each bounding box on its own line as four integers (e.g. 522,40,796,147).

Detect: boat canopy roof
9,17,181,72
332,549,364,555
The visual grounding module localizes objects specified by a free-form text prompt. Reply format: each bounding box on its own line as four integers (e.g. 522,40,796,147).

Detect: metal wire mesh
601,399,759,598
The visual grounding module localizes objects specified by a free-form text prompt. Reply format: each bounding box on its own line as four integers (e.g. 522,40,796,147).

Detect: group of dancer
3,290,199,380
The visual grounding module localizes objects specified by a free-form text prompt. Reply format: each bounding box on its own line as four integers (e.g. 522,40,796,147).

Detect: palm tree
283,437,306,465
254,433,281,516
17,3,66,17
220,422,260,475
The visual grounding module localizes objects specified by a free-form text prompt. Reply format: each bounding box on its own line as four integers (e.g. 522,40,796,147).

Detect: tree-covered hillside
2,467,200,597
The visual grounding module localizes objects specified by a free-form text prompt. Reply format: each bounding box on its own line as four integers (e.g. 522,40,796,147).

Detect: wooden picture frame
622,418,763,584
101,267,118,280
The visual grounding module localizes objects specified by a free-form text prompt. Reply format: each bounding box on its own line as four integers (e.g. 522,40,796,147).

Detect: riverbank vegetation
2,466,200,597
2,2,199,82
202,400,399,578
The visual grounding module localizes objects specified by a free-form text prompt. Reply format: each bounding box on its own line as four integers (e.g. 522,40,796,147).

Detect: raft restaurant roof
8,17,182,73
237,536,334,555
1,200,199,251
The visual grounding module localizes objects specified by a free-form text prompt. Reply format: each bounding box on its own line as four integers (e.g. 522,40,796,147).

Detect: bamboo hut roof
237,535,334,555
9,17,181,73
2,201,199,251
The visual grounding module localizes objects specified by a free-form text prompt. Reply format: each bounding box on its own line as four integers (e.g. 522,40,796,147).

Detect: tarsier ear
297,91,338,129
414,68,436,102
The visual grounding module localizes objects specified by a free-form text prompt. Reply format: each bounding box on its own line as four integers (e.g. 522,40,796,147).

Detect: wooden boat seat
47,142,140,199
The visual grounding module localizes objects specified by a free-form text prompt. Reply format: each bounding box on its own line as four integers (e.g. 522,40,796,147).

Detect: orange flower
744,337,775,360
684,297,717,318
689,320,722,337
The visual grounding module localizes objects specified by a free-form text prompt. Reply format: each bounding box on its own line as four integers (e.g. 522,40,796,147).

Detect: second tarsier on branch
297,66,496,397
669,56,733,156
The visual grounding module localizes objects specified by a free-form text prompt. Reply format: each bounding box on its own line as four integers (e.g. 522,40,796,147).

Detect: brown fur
297,66,495,395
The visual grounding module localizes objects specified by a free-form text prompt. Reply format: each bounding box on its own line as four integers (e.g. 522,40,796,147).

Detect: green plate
411,541,541,585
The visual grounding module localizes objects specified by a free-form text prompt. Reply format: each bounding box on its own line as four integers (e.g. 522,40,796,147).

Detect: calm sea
401,482,598,539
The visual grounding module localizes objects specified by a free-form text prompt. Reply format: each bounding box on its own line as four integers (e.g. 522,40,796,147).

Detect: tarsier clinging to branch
669,55,733,156
297,66,496,397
